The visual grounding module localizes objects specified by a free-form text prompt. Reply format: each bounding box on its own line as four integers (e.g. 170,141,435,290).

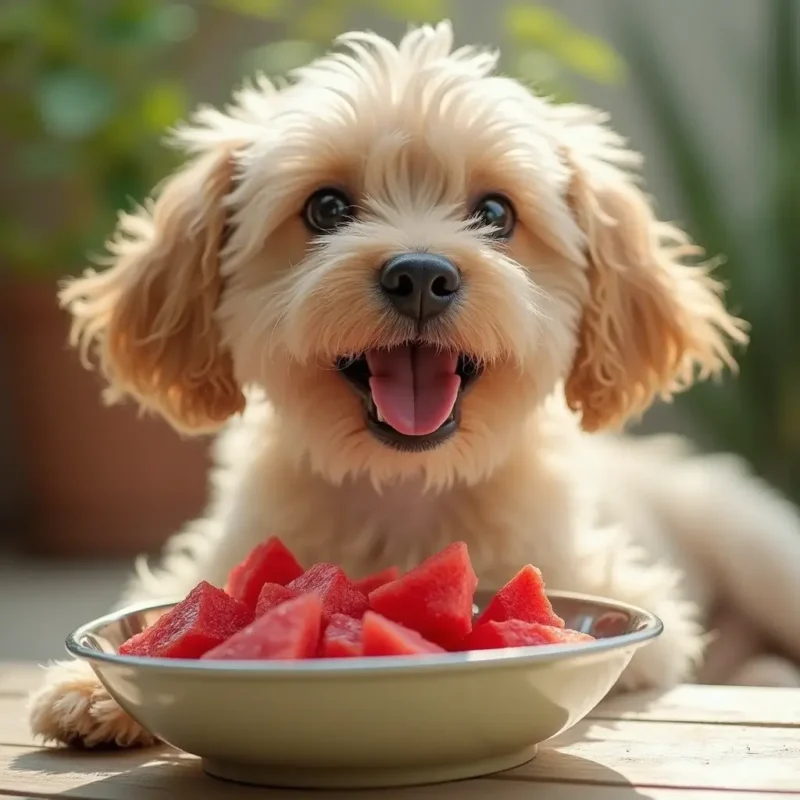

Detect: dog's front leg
28,658,157,749
28,534,216,749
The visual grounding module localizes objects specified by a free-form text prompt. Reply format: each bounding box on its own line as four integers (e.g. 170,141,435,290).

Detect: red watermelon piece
288,564,369,623
353,566,400,595
368,542,477,649
119,581,253,659
255,583,299,617
460,619,594,652
318,613,363,658
476,565,564,629
225,537,305,611
361,612,445,656
201,594,322,661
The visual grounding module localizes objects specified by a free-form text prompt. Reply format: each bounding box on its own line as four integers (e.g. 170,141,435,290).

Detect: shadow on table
9,745,653,799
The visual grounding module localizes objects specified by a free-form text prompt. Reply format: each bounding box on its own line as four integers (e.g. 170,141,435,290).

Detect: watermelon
476,565,564,629
353,566,400,595
361,612,445,656
318,613,363,658
255,583,299,616
201,594,322,660
368,542,477,649
225,537,305,610
460,619,594,651
119,581,253,659
288,563,369,623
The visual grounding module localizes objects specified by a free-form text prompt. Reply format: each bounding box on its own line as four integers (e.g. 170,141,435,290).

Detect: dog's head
62,22,747,488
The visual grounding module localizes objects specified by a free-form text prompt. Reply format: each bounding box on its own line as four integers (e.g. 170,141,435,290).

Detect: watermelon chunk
288,564,369,623
318,613,363,658
353,566,400,595
460,619,594,652
361,612,445,656
368,542,477,649
255,583,299,616
201,594,322,661
476,565,564,629
119,581,253,659
225,537,305,611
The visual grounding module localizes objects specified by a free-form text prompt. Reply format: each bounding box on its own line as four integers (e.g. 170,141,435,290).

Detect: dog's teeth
376,409,385,423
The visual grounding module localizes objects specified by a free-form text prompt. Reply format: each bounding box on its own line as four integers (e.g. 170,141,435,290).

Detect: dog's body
29,22,800,748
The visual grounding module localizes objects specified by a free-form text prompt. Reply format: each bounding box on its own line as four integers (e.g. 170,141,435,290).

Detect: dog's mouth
335,344,483,452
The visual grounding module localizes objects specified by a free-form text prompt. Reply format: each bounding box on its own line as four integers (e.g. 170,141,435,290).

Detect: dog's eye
470,194,516,239
303,188,354,234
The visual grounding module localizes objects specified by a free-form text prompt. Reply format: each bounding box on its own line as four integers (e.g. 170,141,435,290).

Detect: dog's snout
379,253,461,321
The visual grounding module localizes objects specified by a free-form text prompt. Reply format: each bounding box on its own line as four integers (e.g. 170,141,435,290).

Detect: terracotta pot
0,279,211,558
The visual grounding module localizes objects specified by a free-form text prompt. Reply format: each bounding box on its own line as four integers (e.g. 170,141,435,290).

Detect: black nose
379,253,461,321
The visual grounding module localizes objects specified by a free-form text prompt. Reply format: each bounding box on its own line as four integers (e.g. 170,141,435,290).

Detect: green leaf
212,0,287,19
140,81,188,131
35,68,117,139
553,32,625,84
288,4,349,42
504,5,565,47
153,3,197,42
369,0,449,24
0,1,42,40
15,140,77,179
242,40,321,76
96,2,197,46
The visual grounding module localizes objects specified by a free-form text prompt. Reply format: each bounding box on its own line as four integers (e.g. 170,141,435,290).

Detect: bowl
66,590,661,789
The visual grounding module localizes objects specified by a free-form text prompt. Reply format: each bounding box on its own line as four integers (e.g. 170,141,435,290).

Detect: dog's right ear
59,144,245,434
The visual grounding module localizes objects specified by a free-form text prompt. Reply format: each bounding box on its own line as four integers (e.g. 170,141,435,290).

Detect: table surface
1,662,798,799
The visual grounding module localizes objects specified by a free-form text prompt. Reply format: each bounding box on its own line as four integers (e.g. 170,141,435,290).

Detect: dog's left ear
558,118,749,432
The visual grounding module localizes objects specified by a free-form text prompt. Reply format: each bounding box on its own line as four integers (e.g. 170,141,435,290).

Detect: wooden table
2,662,798,799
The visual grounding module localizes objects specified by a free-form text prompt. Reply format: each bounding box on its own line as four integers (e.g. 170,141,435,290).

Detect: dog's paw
28,659,156,748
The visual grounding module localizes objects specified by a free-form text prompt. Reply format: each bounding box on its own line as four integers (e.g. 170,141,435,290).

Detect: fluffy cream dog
29,22,800,748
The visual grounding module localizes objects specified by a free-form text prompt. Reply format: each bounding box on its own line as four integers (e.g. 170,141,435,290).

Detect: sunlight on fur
32,21,800,749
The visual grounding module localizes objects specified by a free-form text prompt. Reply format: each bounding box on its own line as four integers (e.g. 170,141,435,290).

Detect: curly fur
31,22,800,748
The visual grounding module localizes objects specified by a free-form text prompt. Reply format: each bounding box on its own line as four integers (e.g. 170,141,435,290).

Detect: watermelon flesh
361,612,445,656
225,537,305,611
318,613,363,658
255,583,299,616
288,563,369,623
460,619,594,651
119,581,253,659
353,566,400,595
201,594,322,661
476,565,564,629
368,542,477,649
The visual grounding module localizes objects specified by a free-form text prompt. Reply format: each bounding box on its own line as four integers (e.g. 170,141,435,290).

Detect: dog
29,22,800,748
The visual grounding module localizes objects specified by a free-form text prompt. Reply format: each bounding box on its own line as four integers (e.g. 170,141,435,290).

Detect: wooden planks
589,683,800,727
1,663,799,799
0,746,796,800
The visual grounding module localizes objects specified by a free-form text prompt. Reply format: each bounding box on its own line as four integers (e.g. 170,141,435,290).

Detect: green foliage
1,0,622,275
616,0,800,497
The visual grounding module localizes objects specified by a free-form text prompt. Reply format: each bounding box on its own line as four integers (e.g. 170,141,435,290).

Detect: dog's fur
29,22,800,748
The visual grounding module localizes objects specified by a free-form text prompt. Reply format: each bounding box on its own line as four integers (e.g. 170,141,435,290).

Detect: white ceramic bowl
67,590,661,789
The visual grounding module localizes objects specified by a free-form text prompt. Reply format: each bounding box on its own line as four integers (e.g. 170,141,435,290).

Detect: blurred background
0,0,797,658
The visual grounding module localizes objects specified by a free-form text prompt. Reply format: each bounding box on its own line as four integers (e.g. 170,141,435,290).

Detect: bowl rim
66,590,663,678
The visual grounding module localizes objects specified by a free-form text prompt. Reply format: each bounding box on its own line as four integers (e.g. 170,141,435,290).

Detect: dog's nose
379,253,461,321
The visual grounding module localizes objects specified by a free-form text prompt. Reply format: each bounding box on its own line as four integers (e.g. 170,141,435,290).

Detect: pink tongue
366,345,461,436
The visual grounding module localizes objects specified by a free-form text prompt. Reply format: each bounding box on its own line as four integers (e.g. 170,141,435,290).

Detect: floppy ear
559,120,749,432
59,144,245,434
